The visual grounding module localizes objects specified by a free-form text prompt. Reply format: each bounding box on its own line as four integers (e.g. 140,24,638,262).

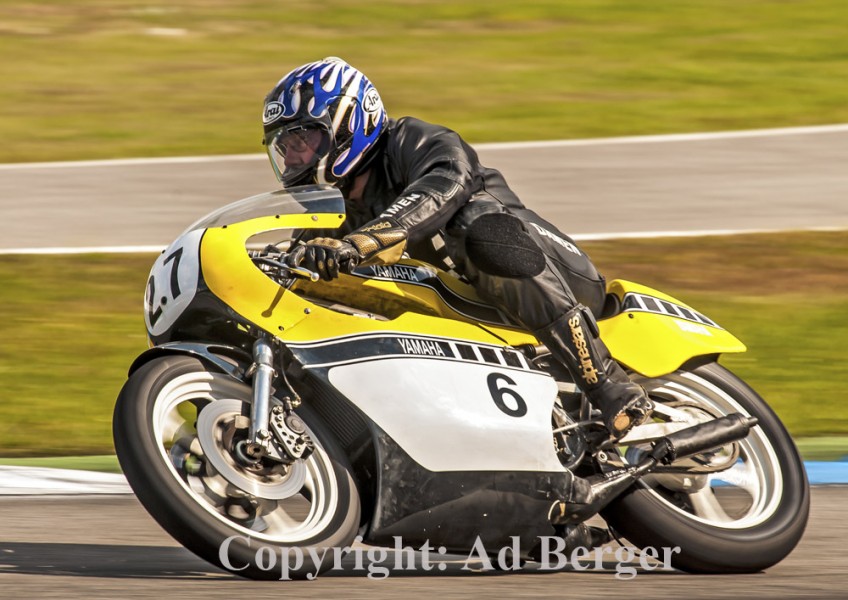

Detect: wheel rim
150,371,341,543
627,370,785,530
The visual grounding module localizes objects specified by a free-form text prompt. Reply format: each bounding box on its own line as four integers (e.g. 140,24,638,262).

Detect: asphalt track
1,124,847,250
1,126,846,597
0,489,843,599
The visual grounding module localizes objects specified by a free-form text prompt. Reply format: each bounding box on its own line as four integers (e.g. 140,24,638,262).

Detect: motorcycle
113,184,809,579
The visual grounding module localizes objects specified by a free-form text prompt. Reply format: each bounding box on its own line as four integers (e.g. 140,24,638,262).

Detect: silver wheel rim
628,370,784,530
150,370,341,543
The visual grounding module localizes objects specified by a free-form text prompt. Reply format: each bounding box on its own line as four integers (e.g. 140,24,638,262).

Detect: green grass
3,1,848,163
0,254,151,456
0,230,846,457
794,437,848,462
0,455,121,473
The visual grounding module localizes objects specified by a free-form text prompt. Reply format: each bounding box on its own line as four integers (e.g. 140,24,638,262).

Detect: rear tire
113,355,361,580
601,362,809,573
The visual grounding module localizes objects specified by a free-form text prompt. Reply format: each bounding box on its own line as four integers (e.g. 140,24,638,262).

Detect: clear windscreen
182,184,345,234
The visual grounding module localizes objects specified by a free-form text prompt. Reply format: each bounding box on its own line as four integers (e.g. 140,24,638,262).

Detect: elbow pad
343,217,409,266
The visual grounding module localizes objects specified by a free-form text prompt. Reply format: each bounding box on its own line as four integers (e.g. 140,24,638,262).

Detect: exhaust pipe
650,413,758,464
550,413,758,525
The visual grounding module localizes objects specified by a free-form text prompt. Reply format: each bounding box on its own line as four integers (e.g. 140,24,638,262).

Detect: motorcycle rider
263,57,653,441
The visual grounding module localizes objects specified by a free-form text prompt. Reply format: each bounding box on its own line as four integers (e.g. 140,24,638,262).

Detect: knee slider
465,212,546,278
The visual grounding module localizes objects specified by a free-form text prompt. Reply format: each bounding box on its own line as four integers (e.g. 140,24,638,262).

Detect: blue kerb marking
804,461,848,485
710,461,848,486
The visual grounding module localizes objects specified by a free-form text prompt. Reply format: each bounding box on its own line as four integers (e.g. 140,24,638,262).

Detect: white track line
0,462,842,495
572,225,848,241
1,226,845,256
0,153,264,171
0,245,167,255
0,466,132,495
476,122,848,151
2,123,848,170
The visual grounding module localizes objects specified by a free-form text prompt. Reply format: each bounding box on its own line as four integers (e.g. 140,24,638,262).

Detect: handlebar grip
287,266,320,282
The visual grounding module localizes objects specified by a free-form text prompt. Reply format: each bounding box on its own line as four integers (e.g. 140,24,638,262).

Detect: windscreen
183,184,345,234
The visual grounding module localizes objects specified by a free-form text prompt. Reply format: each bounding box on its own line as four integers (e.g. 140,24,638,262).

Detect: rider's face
280,129,325,168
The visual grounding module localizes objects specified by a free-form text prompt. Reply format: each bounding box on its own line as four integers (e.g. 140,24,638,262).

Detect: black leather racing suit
338,116,607,332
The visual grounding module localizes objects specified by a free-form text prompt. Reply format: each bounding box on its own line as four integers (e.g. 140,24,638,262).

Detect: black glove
288,217,409,281
287,237,361,281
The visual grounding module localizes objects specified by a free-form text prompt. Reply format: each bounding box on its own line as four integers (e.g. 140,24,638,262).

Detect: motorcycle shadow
0,541,231,580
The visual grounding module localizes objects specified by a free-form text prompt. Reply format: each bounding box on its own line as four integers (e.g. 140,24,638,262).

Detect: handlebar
287,265,321,282
250,253,320,283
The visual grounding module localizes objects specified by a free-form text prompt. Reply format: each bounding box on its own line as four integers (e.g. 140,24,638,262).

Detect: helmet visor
265,125,332,187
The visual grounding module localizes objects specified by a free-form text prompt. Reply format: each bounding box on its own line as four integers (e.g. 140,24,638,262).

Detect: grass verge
0,455,121,473
2,1,848,162
0,230,846,456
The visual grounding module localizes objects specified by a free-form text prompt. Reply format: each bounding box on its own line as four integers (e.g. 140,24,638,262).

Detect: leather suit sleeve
344,217,408,267
379,118,478,246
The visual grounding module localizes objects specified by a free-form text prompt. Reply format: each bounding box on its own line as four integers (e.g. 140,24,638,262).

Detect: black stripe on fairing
352,265,510,326
619,292,724,330
288,334,538,372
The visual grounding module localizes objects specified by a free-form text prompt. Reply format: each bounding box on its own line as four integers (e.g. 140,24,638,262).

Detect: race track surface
0,488,843,599
2,126,847,250
1,127,845,598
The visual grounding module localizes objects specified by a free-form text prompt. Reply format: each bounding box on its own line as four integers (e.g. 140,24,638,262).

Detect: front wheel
113,355,361,580
601,362,809,573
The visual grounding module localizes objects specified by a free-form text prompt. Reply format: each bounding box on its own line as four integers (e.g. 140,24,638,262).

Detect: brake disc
196,399,306,500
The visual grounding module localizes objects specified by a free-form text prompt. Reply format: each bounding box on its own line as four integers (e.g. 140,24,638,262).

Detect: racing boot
560,523,613,551
530,523,612,562
535,305,653,439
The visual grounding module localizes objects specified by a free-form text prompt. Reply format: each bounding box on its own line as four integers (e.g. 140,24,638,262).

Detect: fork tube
248,337,275,446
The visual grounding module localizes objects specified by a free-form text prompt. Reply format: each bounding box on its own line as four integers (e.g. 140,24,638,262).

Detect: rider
263,57,652,440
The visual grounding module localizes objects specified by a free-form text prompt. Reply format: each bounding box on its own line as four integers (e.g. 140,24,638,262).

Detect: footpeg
610,397,654,437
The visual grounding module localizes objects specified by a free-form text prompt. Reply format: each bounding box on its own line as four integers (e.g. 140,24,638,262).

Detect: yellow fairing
200,213,743,375
599,279,746,377
199,213,537,347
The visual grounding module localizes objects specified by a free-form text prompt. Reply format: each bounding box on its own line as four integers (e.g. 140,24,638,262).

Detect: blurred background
3,0,848,161
1,0,847,463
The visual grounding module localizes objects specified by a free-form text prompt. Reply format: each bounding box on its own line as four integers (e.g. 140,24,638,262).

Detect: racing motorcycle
113,185,809,579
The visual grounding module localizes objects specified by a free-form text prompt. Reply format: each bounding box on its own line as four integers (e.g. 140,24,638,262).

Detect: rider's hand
287,218,409,281
287,237,361,281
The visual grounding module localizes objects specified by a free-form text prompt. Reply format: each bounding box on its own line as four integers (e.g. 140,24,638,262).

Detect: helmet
262,57,387,188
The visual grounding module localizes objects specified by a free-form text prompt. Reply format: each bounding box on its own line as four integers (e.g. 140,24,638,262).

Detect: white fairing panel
144,229,203,338
328,359,566,472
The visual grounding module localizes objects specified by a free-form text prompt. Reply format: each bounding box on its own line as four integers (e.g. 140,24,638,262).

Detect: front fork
244,336,313,462
247,337,275,448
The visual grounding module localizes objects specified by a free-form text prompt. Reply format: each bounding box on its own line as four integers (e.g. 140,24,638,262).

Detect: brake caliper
270,403,315,462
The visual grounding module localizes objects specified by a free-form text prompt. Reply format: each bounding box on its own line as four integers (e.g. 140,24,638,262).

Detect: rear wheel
601,362,809,573
113,355,360,580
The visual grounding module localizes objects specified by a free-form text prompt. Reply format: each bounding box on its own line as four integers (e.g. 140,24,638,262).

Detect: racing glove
289,217,408,280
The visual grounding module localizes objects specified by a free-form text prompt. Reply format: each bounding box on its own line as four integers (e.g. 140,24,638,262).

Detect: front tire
601,362,809,573
113,355,361,580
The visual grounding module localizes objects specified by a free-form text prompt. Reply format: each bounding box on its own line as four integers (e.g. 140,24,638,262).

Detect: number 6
487,373,528,417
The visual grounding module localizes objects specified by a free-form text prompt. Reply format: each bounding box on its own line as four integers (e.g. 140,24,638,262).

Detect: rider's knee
464,212,546,278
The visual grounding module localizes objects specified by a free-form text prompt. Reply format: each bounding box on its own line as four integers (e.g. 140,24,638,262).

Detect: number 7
163,247,183,298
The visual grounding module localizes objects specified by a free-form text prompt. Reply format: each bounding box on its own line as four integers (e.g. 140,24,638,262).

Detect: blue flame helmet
262,57,387,188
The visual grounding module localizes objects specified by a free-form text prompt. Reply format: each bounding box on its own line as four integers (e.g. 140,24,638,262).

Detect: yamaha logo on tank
263,102,284,124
